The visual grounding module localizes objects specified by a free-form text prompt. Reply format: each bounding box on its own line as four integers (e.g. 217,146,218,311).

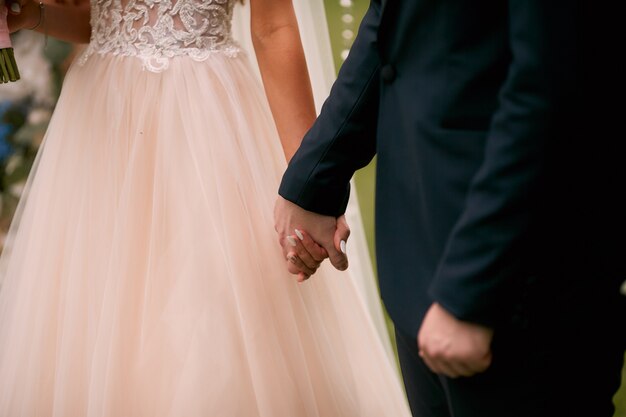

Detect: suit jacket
279,0,624,337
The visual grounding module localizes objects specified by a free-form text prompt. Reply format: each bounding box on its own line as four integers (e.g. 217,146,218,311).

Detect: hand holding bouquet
0,3,20,82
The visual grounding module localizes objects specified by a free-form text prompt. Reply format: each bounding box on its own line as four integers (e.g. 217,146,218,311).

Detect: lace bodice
79,0,240,72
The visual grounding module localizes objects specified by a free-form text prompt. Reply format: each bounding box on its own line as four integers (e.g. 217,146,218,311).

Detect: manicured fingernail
10,3,21,13
294,229,304,240
286,236,297,247
287,255,297,264
340,240,347,254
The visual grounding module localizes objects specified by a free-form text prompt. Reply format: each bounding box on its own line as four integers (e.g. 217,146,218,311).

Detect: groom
275,0,625,416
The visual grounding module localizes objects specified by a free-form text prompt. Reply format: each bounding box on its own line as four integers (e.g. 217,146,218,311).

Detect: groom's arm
278,0,383,217
428,0,577,326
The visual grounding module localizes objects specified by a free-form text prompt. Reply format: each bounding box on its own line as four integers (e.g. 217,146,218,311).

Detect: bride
0,0,411,415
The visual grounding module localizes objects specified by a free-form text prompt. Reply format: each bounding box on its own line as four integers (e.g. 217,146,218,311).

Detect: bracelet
29,1,45,31
28,1,47,47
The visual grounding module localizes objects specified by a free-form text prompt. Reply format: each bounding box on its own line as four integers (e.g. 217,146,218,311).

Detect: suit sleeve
278,0,383,217
429,0,577,325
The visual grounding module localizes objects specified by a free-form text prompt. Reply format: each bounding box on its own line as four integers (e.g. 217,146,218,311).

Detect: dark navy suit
280,1,625,415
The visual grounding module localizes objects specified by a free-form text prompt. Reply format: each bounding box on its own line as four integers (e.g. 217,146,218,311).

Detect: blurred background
0,0,624,414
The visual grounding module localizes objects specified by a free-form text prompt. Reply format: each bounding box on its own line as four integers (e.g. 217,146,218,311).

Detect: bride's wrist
18,0,43,32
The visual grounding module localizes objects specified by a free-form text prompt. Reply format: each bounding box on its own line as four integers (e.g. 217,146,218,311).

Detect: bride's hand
5,0,39,33
285,229,327,282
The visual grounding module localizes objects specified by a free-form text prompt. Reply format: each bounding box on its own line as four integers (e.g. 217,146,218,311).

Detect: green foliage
615,354,626,417
0,38,73,244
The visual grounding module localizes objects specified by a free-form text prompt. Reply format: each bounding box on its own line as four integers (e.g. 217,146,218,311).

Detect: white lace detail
79,0,240,72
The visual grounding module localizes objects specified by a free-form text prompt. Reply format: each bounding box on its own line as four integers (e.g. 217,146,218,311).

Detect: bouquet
0,4,20,83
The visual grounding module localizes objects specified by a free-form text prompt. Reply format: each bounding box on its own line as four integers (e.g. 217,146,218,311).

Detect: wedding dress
0,0,412,415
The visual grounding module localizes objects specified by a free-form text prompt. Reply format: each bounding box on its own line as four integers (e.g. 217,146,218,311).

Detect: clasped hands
274,196,494,379
274,196,350,282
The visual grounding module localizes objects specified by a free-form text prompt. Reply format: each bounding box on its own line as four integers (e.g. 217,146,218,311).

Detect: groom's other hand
417,303,493,378
274,196,350,278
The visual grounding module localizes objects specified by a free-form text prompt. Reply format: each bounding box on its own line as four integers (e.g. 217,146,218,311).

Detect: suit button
381,64,396,83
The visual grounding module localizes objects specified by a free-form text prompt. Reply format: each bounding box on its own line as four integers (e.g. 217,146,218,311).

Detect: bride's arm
8,0,91,44
250,0,316,162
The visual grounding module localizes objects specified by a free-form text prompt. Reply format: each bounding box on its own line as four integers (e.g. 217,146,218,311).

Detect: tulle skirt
0,52,411,416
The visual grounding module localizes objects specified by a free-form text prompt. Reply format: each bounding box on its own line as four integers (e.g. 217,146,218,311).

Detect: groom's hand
274,196,350,280
417,303,494,378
